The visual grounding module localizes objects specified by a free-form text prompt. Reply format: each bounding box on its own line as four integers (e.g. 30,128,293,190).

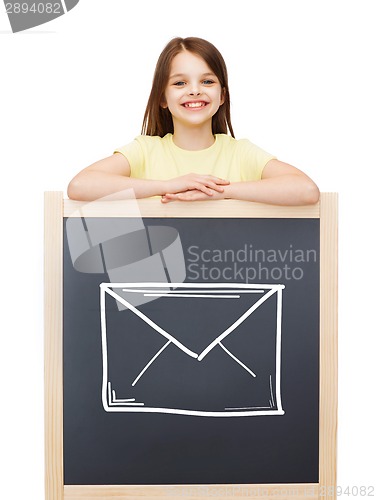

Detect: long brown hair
141,37,235,138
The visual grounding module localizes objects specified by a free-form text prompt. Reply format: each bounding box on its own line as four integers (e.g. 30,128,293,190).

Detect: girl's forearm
67,171,166,201
222,175,320,206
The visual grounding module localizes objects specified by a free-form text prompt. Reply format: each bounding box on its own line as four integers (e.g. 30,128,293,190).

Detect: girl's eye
203,80,215,85
173,81,186,86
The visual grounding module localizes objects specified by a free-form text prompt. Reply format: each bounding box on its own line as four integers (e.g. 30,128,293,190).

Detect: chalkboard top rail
63,196,324,218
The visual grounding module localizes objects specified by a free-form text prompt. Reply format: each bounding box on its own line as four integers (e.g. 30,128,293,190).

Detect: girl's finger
203,176,230,185
204,181,224,192
197,185,214,195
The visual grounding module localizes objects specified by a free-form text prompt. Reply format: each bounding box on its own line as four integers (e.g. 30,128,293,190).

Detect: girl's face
161,50,224,132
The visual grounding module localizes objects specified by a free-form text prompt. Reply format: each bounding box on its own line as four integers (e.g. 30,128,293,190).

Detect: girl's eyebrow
169,72,217,80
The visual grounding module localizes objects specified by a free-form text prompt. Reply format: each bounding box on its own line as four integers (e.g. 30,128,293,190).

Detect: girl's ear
220,87,226,106
160,95,168,109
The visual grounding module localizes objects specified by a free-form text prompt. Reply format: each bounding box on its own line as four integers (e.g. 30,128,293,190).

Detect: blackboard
44,194,337,499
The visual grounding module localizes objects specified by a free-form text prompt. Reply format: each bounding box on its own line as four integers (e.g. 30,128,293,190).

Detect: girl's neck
171,123,215,151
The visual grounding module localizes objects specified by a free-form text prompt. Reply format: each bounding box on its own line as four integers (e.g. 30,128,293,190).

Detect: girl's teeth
185,102,205,108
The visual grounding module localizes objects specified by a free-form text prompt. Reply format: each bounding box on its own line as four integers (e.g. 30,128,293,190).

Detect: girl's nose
188,85,201,96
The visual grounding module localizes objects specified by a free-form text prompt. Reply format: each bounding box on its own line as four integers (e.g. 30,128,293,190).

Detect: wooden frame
44,192,337,500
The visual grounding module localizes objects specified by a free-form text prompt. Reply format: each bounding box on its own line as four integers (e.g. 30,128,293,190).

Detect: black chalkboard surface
63,217,320,485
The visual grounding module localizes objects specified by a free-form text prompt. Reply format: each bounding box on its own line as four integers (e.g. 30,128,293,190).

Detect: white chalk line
112,391,135,402
225,406,271,410
108,383,144,406
218,342,256,378
121,288,264,294
132,341,171,387
198,287,278,360
144,294,240,299
104,287,198,359
269,375,275,407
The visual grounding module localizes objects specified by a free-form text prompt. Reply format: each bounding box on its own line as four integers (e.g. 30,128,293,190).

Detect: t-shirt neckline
167,133,218,153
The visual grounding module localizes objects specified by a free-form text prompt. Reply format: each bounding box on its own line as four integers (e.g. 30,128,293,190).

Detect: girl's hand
164,174,229,196
161,189,226,203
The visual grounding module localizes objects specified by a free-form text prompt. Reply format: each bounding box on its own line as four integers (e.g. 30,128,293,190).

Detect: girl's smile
182,100,209,109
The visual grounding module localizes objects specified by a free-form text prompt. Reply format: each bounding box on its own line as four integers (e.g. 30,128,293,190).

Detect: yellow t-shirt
114,134,275,183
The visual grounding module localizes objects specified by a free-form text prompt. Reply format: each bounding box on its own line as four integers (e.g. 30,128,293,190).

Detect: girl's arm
68,154,163,201
224,159,320,205
67,154,228,201
162,160,320,206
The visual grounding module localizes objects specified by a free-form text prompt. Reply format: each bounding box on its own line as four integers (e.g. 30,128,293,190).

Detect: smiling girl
67,37,319,205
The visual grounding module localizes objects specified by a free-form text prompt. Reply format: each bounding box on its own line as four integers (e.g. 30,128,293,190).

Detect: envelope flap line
197,287,279,361
104,287,199,359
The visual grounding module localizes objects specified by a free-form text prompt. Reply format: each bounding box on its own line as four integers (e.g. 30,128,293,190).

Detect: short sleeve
237,139,276,181
113,139,145,178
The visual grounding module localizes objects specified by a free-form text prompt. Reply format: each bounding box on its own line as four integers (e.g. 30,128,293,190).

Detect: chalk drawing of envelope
100,283,285,417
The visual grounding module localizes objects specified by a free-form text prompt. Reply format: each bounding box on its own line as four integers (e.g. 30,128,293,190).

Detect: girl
67,37,319,205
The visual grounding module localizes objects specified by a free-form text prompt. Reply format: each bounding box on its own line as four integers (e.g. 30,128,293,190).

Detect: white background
1,0,375,496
